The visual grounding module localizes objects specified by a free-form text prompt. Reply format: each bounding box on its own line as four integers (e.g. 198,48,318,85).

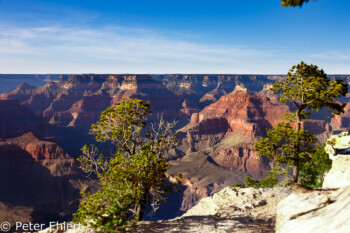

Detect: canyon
0,74,349,226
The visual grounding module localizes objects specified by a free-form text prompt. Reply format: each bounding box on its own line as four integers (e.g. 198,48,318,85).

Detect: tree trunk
134,190,148,221
293,109,302,183
292,165,299,183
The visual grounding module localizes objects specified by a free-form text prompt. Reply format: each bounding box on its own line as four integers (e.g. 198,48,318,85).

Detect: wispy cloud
0,25,349,74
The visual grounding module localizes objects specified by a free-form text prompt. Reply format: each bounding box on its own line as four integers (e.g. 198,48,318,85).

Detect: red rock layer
0,131,95,225
331,104,350,131
185,86,290,137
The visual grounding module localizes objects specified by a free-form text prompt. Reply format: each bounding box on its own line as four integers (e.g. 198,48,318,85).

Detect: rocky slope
160,86,290,212
0,131,96,226
0,99,51,138
0,100,96,228
39,184,350,233
163,85,334,213
331,103,350,131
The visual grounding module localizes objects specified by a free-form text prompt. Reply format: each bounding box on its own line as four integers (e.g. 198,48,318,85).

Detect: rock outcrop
184,85,289,136
175,86,290,176
276,186,350,233
323,132,350,188
39,187,292,233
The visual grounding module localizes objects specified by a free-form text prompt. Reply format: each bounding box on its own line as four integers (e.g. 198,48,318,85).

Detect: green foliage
271,61,348,119
245,175,277,189
300,144,332,188
232,183,244,188
255,61,347,184
255,121,317,179
281,0,312,7
73,98,179,232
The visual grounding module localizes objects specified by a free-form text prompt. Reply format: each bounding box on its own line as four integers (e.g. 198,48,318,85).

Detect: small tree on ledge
255,61,348,183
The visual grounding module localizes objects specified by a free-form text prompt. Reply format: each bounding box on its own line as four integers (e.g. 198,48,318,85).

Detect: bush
245,176,277,188
299,144,332,188
232,183,244,188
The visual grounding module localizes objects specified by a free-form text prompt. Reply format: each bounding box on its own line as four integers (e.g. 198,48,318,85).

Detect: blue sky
0,0,349,74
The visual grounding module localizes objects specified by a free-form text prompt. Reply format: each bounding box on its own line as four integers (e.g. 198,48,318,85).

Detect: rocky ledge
39,187,292,233
38,185,350,233
323,132,350,188
276,186,350,233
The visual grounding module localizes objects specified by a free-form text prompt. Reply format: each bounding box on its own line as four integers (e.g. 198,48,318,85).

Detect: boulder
276,186,350,233
323,155,350,188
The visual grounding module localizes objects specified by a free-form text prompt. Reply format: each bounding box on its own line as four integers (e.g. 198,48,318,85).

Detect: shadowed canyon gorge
0,74,349,226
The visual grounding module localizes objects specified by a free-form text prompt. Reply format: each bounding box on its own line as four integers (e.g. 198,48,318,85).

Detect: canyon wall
1,74,349,222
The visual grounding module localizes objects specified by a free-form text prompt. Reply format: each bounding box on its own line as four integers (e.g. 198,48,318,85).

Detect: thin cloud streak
0,25,349,74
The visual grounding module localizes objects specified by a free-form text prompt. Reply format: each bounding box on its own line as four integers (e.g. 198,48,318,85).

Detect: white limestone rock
323,131,350,188
323,155,350,188
276,186,350,233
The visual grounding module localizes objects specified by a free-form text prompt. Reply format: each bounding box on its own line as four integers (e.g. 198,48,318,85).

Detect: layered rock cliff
1,74,349,227
1,75,186,128
162,86,290,212
0,131,95,226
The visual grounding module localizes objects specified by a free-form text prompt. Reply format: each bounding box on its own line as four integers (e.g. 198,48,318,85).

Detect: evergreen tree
255,62,347,183
73,98,179,232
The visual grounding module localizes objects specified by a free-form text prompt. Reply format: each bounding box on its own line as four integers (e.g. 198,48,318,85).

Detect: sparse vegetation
245,176,277,189
232,175,277,189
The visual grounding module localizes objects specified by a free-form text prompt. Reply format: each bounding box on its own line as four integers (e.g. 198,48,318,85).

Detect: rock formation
184,85,289,136
1,75,186,128
0,74,63,94
162,86,290,212
331,104,350,131
323,132,350,188
1,74,349,229
39,186,292,233
276,186,350,233
0,99,51,138
175,86,290,175
0,131,96,226
276,130,350,233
